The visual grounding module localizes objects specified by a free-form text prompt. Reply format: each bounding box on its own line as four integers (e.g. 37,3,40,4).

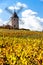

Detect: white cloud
22,9,37,17
16,2,27,8
8,6,14,10
8,6,20,10
8,2,27,10
0,9,3,13
36,17,43,22
19,9,43,31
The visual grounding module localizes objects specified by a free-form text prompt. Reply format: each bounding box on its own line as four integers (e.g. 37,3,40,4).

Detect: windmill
5,6,24,29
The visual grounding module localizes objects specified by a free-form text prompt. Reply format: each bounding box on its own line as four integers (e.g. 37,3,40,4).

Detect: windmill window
14,19,15,20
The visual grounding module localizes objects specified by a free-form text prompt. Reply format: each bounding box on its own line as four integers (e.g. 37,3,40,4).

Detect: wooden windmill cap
13,12,19,18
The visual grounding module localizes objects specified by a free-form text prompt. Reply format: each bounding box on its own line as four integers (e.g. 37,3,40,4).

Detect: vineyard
0,29,43,65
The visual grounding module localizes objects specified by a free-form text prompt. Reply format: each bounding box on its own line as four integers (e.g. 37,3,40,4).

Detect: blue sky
0,0,43,31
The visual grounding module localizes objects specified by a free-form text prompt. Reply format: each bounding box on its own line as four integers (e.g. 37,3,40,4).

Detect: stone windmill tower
5,6,24,29
11,12,19,29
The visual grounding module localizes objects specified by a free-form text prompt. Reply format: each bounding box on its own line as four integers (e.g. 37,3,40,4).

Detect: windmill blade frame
5,7,13,14
19,18,24,24
17,6,23,14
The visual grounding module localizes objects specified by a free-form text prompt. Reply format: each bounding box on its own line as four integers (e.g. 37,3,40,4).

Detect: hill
0,29,43,38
